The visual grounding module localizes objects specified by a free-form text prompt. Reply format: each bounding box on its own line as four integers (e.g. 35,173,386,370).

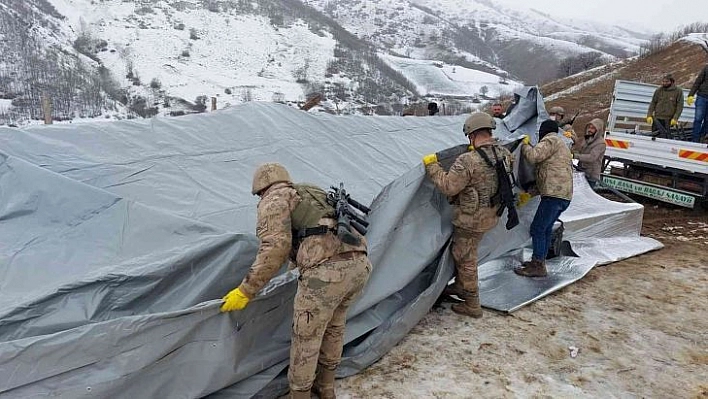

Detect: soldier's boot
312,366,336,399
451,290,483,318
514,259,548,277
289,389,311,399
442,282,465,298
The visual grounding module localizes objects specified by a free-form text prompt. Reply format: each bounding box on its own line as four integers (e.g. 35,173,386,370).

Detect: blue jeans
530,196,571,261
692,95,708,143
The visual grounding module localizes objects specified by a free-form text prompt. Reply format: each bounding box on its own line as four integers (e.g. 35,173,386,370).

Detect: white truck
602,79,708,208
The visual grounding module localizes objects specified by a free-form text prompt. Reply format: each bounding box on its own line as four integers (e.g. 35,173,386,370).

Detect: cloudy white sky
504,0,707,32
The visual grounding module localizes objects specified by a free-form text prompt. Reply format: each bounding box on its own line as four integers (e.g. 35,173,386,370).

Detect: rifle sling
474,146,503,207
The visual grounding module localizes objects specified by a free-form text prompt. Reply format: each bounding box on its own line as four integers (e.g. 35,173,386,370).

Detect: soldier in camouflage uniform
422,112,513,318
549,105,578,144
220,163,372,399
515,120,573,278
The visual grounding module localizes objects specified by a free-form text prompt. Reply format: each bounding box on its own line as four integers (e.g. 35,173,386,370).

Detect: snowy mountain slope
381,54,521,97
0,0,656,125
304,0,649,83
49,0,338,104
1,0,425,124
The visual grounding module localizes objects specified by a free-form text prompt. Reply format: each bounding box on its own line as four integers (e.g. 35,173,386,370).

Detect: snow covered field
380,55,522,97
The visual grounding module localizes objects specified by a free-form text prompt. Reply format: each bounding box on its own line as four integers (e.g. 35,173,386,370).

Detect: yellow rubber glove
563,131,573,138
687,96,695,106
422,153,438,166
521,135,530,145
670,119,678,127
467,145,474,151
220,287,250,312
517,192,532,207
646,116,653,125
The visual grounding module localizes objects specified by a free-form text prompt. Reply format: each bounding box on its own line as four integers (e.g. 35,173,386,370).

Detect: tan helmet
251,162,291,195
463,112,496,136
548,106,565,116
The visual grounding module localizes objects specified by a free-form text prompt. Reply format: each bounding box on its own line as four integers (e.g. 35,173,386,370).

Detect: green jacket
648,84,684,120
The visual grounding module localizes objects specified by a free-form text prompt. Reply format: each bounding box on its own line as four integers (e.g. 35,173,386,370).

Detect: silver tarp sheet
0,87,661,398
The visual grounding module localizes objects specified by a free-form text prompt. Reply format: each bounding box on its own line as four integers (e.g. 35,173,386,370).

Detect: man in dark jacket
687,64,708,142
647,74,684,134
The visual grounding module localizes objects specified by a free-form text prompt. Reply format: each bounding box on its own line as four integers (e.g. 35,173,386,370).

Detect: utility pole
41,92,52,125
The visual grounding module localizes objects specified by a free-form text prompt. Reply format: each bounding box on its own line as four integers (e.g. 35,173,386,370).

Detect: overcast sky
508,0,707,32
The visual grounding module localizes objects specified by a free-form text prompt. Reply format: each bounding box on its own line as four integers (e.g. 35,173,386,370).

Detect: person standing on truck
572,119,607,188
687,64,708,142
647,74,684,135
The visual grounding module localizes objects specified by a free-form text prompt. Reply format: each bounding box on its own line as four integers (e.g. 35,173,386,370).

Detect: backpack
474,146,520,230
291,184,336,238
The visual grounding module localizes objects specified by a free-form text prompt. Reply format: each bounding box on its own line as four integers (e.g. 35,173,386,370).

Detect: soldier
515,120,573,278
220,163,372,399
549,105,579,148
422,112,513,318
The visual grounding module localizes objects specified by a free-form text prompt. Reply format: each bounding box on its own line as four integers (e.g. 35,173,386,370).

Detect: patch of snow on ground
682,33,708,49
381,54,522,97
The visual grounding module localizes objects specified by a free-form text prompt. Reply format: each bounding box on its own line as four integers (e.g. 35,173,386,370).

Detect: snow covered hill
51,0,338,105
304,0,650,83
0,0,653,125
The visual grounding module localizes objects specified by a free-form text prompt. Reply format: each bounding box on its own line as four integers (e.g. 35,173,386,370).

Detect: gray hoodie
575,118,607,182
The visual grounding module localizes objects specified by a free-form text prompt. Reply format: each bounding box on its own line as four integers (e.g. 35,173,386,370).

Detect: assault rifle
560,110,580,128
327,183,371,246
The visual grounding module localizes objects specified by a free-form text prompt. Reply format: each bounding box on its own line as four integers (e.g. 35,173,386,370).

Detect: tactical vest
291,183,336,238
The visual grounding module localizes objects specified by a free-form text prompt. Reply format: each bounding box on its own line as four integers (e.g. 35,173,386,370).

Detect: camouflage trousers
288,252,372,391
450,229,483,295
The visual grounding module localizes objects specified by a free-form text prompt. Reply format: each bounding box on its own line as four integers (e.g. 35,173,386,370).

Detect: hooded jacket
575,118,607,182
648,84,684,120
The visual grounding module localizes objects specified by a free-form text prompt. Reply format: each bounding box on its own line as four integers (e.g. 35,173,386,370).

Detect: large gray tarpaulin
0,87,661,398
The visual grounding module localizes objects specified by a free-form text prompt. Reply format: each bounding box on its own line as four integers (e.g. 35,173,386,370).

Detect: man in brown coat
220,163,372,399
422,112,513,318
572,118,607,188
515,119,573,277
647,74,684,133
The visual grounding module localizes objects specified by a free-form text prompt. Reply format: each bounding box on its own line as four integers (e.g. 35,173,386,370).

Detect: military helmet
251,162,292,195
463,112,496,136
548,106,565,116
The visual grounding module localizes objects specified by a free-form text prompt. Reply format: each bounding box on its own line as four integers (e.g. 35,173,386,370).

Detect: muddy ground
338,200,707,398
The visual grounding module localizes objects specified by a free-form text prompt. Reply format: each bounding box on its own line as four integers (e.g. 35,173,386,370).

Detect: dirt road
338,202,707,398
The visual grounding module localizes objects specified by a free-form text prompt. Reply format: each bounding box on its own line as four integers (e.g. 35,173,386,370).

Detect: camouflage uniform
426,144,513,296
521,135,573,200
239,182,371,393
